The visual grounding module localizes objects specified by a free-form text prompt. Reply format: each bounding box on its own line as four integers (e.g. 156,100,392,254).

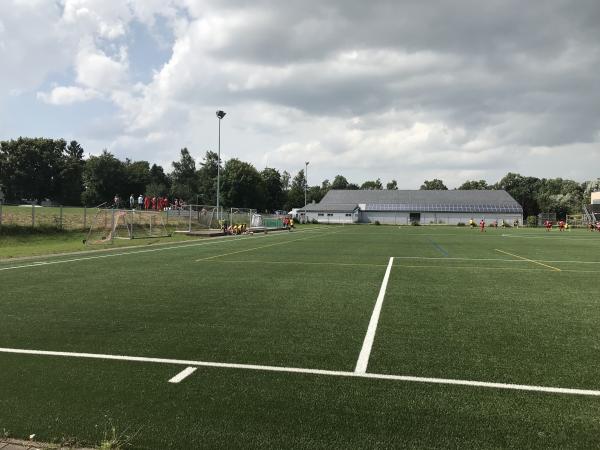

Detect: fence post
0,203,2,226
32,204,35,227
188,205,192,232
59,206,63,230
83,207,87,229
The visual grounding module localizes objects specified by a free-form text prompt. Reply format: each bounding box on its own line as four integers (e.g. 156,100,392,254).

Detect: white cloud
37,86,101,105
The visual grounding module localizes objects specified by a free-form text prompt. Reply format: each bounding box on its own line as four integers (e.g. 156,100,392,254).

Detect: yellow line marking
396,264,549,273
195,230,343,261
199,259,387,268
494,249,561,272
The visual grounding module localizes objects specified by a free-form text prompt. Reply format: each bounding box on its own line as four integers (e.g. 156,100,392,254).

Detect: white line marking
355,257,394,374
168,366,197,383
1,347,598,397
0,227,333,273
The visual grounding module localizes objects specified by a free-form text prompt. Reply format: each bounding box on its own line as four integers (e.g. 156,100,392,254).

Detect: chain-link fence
0,203,95,231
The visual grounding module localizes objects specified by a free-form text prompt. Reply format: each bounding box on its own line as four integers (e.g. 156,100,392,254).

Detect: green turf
1,225,600,448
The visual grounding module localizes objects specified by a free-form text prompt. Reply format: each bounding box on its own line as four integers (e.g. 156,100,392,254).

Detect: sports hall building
299,190,523,225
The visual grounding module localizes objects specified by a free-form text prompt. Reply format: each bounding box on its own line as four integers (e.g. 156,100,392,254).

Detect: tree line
0,137,597,217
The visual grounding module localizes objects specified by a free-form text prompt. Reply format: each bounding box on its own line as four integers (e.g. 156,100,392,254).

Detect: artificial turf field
1,225,600,448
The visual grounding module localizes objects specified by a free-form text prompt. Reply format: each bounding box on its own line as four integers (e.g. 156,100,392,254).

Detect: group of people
589,222,600,232
544,220,569,231
469,218,518,232
112,194,187,211
222,222,249,235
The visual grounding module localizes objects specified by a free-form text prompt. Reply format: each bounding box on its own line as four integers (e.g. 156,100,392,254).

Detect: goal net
249,214,284,230
169,205,220,233
85,209,170,244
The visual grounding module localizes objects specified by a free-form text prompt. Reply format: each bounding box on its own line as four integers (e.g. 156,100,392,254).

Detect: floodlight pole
216,110,226,221
304,161,309,223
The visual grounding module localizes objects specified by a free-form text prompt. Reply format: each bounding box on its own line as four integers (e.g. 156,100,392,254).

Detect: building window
345,213,352,217
318,213,324,216
327,213,334,216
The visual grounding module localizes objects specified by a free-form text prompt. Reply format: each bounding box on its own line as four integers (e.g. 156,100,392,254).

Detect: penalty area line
1,347,599,397
169,366,197,383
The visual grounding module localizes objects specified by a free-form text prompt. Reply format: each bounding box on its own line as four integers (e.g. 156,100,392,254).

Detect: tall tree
331,175,349,190
420,179,448,190
124,160,151,196
286,170,307,209
386,179,398,190
81,150,127,206
56,140,85,205
220,159,265,209
0,137,66,203
494,172,541,218
360,178,383,190
196,151,220,205
170,148,197,201
261,167,285,211
458,180,489,190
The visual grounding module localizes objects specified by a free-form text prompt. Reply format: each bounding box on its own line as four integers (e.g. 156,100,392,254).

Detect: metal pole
304,161,309,223
217,117,221,221
188,204,192,232
59,206,63,230
83,207,87,230
32,204,35,228
0,203,2,226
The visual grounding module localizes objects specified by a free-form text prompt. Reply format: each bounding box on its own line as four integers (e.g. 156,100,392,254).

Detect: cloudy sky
1,0,599,188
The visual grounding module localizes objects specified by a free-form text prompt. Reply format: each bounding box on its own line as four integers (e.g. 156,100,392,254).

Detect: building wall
307,211,358,224
591,192,600,204
359,211,523,225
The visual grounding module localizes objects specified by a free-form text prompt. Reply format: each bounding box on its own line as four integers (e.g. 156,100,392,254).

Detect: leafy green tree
196,151,220,205
149,164,170,189
221,159,265,209
420,179,448,190
494,172,541,218
0,137,66,203
286,170,307,209
81,150,127,206
56,140,85,205
458,180,489,190
261,167,285,211
346,183,360,190
124,160,151,197
331,175,349,190
386,179,398,190
170,148,197,201
361,178,383,190
281,170,291,192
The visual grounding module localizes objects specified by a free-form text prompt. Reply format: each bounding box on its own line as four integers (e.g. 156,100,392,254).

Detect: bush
411,221,420,226
311,219,318,224
374,220,381,225
457,222,466,226
526,216,537,227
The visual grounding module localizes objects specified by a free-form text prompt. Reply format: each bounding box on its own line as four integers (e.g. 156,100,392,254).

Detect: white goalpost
84,209,170,244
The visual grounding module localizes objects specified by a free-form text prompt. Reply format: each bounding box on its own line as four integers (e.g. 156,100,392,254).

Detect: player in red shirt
143,195,150,210
479,219,485,232
558,220,565,231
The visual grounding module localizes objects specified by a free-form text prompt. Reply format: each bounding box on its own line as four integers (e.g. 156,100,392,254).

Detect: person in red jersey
479,219,485,232
558,220,565,231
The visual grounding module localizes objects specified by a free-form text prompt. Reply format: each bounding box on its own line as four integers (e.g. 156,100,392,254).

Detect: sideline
1,346,599,397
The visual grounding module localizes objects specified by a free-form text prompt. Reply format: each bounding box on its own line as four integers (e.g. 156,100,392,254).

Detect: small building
299,190,523,225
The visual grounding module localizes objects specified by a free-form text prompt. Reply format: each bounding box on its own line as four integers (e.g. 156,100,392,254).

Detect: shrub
526,216,537,227
374,220,381,225
457,222,466,226
411,221,420,226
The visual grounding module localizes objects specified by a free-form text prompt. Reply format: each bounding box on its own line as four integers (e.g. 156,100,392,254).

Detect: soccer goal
169,205,221,233
85,209,170,244
249,214,284,230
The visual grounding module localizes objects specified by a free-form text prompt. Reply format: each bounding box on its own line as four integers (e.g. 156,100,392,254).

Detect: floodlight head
216,110,226,119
